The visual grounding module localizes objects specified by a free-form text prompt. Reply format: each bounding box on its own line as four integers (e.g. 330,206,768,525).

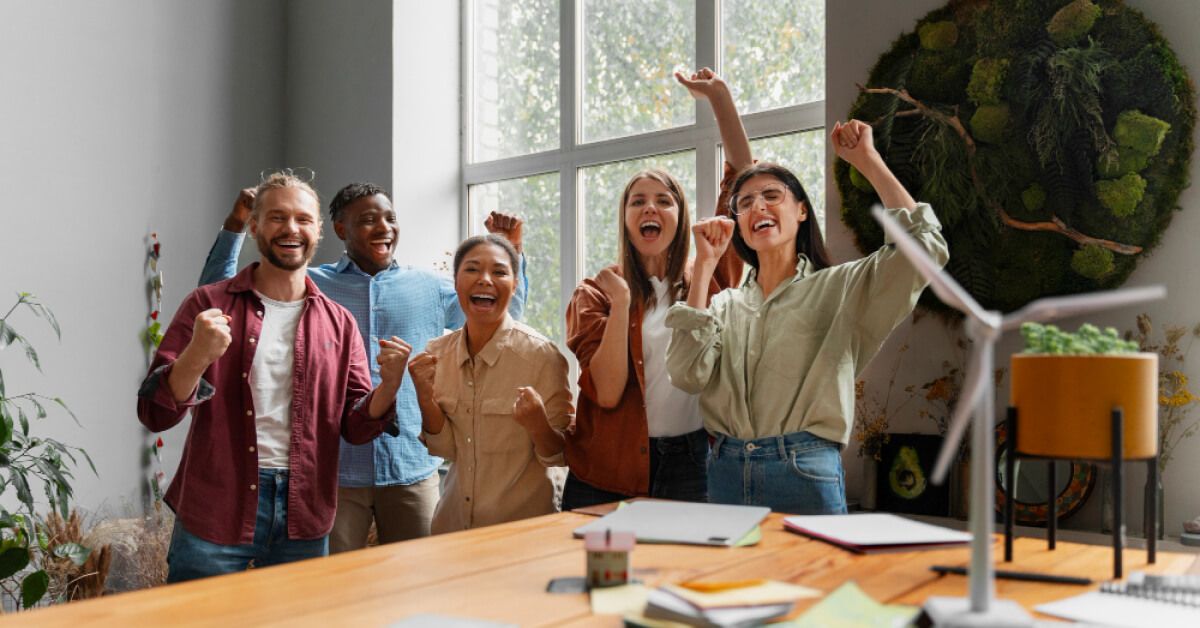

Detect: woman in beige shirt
667,120,949,515
407,235,573,534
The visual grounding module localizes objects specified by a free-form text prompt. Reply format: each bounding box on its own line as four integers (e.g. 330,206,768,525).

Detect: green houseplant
0,293,95,609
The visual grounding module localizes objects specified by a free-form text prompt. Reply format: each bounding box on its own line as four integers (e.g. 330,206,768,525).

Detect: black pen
931,565,1093,586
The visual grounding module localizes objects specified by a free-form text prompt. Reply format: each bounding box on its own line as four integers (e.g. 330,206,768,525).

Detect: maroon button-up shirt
137,263,395,545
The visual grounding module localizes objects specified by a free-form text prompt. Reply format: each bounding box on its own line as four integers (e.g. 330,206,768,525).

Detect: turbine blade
872,206,991,323
1001,285,1166,331
932,346,989,485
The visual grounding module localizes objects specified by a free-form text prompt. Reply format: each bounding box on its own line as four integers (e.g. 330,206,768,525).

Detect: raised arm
136,292,223,432
485,211,529,319
677,68,752,173
408,351,457,460
198,188,255,286
580,268,631,408
832,120,916,211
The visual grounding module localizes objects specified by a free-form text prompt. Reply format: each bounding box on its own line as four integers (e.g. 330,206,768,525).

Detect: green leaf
12,470,32,512
21,569,49,608
29,303,60,340
0,409,11,449
20,337,41,372
31,398,46,419
17,405,28,437
0,321,17,349
51,542,91,567
79,448,98,476
0,546,30,579
0,367,5,397
52,397,78,425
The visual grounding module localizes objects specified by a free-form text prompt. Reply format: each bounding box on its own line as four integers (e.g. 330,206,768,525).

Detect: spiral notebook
1036,572,1200,626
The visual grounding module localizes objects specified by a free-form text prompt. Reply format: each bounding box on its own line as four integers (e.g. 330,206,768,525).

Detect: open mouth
468,292,498,311
639,219,662,239
369,237,393,256
274,238,305,252
752,218,777,234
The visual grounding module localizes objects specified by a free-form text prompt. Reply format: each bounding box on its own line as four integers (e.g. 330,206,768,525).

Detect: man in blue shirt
200,182,527,551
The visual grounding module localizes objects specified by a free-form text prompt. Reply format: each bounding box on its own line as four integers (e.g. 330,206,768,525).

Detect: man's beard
256,233,315,271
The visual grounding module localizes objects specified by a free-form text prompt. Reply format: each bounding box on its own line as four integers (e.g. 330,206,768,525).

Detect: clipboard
572,500,770,547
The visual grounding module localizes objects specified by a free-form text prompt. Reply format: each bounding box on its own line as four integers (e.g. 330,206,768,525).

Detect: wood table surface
5,511,1197,626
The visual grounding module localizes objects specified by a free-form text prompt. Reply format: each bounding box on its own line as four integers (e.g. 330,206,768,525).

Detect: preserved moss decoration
1047,0,1102,46
838,0,1195,314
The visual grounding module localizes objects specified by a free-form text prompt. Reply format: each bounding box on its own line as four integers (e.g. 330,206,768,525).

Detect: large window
465,0,825,344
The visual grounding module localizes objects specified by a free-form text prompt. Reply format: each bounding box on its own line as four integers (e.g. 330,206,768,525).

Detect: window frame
461,0,824,330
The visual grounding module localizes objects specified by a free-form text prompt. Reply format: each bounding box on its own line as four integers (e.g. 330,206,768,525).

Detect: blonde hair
252,171,320,218
617,169,691,310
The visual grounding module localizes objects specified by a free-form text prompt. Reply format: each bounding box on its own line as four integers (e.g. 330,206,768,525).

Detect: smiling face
250,187,321,271
333,193,397,275
735,173,806,254
622,176,682,263
454,241,516,326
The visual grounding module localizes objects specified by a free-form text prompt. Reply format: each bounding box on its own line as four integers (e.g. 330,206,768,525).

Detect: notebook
572,500,770,547
1036,572,1200,627
782,513,971,554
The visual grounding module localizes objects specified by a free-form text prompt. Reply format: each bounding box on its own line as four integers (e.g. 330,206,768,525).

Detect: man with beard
198,182,527,550
138,171,408,582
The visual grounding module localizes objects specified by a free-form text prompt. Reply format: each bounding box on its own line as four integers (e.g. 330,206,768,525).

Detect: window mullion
695,0,719,219
559,0,580,328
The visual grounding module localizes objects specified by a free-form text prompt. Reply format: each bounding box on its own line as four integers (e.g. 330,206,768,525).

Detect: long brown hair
729,162,832,271
617,169,691,309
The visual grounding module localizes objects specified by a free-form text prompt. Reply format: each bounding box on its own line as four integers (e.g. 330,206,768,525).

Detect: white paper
783,514,971,548
1036,590,1200,627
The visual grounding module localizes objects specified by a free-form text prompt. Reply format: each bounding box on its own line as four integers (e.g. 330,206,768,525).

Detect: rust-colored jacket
563,163,743,496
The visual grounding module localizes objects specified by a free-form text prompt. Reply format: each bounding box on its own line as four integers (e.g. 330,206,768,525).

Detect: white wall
392,1,462,269
828,0,1200,535
0,0,285,514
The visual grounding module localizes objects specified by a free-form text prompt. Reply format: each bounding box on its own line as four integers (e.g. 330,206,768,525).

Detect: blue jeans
707,431,847,515
166,469,329,583
562,428,709,510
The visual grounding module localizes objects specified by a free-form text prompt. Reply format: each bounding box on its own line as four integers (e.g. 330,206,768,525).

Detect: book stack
629,580,820,627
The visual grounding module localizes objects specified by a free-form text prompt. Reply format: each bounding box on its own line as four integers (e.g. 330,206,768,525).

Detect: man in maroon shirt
138,171,409,582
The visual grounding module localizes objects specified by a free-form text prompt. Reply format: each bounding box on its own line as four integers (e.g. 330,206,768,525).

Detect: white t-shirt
641,277,702,437
250,292,304,469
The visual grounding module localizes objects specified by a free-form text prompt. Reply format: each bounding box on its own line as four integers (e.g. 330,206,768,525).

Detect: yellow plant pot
1010,353,1158,460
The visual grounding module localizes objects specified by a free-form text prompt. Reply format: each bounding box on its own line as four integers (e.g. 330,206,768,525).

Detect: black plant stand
1003,406,1157,580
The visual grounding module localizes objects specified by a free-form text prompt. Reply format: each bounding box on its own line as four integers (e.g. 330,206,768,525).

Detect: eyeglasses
259,167,316,184
730,183,789,216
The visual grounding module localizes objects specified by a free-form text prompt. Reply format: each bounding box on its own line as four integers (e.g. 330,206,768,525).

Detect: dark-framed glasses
730,183,789,216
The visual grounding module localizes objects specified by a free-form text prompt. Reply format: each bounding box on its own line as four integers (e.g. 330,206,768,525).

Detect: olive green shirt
665,203,948,445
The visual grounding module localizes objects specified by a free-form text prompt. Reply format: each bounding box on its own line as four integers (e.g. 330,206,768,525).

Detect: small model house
584,529,635,588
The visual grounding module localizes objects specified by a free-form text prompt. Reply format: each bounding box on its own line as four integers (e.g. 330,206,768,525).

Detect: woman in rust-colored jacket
561,68,750,509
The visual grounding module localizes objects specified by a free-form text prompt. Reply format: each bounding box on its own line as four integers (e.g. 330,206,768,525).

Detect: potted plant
0,293,95,609
1010,323,1155,461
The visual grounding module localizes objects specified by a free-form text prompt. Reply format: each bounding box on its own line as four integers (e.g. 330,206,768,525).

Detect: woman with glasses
559,68,748,510
666,120,949,514
407,235,573,533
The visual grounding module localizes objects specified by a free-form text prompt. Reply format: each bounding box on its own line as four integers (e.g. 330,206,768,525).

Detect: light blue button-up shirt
199,230,528,487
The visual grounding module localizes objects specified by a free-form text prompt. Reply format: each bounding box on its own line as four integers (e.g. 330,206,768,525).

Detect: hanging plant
837,0,1195,313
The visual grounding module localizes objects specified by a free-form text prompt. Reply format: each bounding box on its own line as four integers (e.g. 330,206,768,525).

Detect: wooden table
6,511,1198,626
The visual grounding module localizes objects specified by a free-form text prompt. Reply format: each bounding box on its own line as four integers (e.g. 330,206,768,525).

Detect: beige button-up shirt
422,315,574,534
666,203,948,445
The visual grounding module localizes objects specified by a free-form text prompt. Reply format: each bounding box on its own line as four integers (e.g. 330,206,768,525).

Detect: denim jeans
562,428,709,510
707,431,847,515
167,469,329,583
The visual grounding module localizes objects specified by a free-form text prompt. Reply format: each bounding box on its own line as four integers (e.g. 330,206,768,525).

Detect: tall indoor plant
0,293,94,609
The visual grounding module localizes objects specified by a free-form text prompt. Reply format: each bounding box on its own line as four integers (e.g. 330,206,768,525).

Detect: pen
930,565,1092,586
677,579,767,592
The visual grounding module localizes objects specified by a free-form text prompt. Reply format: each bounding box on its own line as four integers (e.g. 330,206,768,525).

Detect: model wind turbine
872,206,1166,626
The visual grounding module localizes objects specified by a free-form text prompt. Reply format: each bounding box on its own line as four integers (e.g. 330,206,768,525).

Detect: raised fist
692,216,735,266
378,336,413,388
512,386,547,432
189,308,232,367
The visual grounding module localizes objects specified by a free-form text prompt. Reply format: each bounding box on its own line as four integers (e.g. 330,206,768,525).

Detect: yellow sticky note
591,583,650,616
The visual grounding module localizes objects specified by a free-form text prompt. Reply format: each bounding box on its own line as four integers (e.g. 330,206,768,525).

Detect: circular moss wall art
838,0,1196,313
